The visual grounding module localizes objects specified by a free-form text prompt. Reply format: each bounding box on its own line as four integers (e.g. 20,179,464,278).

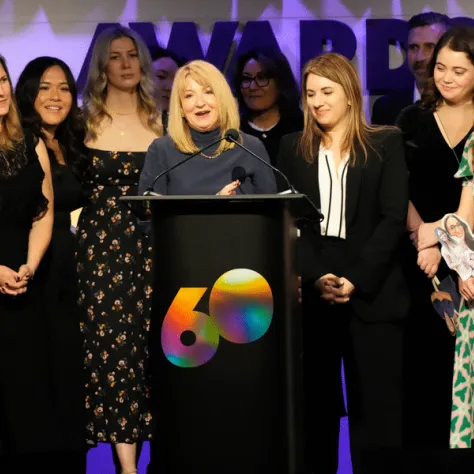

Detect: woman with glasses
233,47,303,165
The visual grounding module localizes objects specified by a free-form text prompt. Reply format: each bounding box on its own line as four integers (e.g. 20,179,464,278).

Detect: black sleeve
344,131,409,295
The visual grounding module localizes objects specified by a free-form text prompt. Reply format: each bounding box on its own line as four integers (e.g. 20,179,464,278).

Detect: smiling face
0,63,11,119
180,76,219,132
446,216,466,240
305,73,350,132
240,59,279,113
434,46,474,105
34,65,72,131
105,36,141,92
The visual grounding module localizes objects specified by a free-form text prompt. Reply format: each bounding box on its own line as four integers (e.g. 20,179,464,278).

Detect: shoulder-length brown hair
421,26,474,112
0,55,23,150
298,53,382,165
82,26,162,140
168,60,240,154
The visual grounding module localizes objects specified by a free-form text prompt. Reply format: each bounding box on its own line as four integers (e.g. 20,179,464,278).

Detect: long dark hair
421,26,474,111
15,56,88,178
233,47,301,120
444,213,474,251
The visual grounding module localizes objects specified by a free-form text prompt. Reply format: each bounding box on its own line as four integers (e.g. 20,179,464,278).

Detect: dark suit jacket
277,129,410,322
371,89,414,126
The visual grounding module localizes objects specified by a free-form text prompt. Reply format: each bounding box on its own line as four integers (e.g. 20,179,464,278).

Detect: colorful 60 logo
161,268,274,368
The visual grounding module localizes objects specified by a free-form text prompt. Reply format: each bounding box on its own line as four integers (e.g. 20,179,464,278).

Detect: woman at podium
138,60,277,196
276,53,409,474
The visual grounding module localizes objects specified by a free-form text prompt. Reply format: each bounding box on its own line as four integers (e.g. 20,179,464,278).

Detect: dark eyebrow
39,80,68,85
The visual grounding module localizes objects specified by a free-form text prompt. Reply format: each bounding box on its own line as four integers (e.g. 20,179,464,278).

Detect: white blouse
318,147,350,239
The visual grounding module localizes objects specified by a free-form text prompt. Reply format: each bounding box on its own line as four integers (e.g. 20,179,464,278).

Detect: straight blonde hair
82,26,162,140
299,53,384,165
168,60,240,154
0,55,23,150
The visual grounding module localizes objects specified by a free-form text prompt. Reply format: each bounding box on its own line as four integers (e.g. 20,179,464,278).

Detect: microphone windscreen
231,166,247,182
225,128,240,142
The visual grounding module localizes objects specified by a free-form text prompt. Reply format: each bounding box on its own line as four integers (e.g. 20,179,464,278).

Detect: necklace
110,119,127,137
200,150,222,159
105,105,137,116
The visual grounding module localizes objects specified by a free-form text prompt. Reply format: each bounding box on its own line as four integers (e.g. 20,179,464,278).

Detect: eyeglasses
447,222,463,233
240,74,271,89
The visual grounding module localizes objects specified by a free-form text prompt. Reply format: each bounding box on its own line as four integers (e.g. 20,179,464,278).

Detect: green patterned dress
450,131,474,448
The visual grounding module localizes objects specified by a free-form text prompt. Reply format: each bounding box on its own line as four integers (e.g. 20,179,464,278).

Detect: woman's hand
18,264,34,281
417,246,441,279
315,274,352,304
459,276,474,302
216,180,240,196
417,222,439,251
0,265,28,296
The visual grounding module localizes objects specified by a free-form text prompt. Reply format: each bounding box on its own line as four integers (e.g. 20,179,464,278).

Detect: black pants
302,237,405,474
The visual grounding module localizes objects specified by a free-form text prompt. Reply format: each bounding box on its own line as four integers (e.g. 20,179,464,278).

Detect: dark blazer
371,89,414,126
277,129,410,322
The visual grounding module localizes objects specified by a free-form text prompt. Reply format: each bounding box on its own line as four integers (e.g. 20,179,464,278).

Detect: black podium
122,194,318,474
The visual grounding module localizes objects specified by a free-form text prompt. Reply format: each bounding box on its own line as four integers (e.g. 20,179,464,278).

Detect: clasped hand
315,274,355,304
0,264,33,296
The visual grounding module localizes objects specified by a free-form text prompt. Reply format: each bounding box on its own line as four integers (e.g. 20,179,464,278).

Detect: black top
371,89,414,126
396,105,471,223
138,127,277,196
240,112,304,166
277,129,410,322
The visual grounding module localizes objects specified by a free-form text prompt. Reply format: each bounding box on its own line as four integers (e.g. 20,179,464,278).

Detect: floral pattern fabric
76,149,153,445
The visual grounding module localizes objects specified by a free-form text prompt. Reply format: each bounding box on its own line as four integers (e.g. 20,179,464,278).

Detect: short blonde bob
168,60,240,154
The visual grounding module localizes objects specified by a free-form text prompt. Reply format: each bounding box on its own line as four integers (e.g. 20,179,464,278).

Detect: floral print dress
76,149,153,445
450,131,474,448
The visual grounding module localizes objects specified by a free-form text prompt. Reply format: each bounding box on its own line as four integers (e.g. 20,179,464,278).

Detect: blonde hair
168,60,240,154
299,53,384,165
0,55,23,150
82,26,162,140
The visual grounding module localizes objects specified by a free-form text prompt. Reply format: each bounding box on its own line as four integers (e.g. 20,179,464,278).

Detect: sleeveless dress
75,149,153,445
36,163,87,451
0,135,56,455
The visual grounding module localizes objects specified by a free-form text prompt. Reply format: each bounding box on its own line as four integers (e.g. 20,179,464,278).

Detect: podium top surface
120,193,322,220
120,193,305,202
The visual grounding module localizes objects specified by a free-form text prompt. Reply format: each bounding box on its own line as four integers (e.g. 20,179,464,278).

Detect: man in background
371,12,452,125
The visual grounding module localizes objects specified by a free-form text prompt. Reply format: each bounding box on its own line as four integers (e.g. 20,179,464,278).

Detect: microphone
225,129,296,193
143,134,227,195
231,166,247,183
224,128,323,220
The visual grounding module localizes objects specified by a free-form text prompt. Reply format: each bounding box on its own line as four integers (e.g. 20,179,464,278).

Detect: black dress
0,135,55,455
397,105,473,455
76,149,153,445
39,163,87,451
